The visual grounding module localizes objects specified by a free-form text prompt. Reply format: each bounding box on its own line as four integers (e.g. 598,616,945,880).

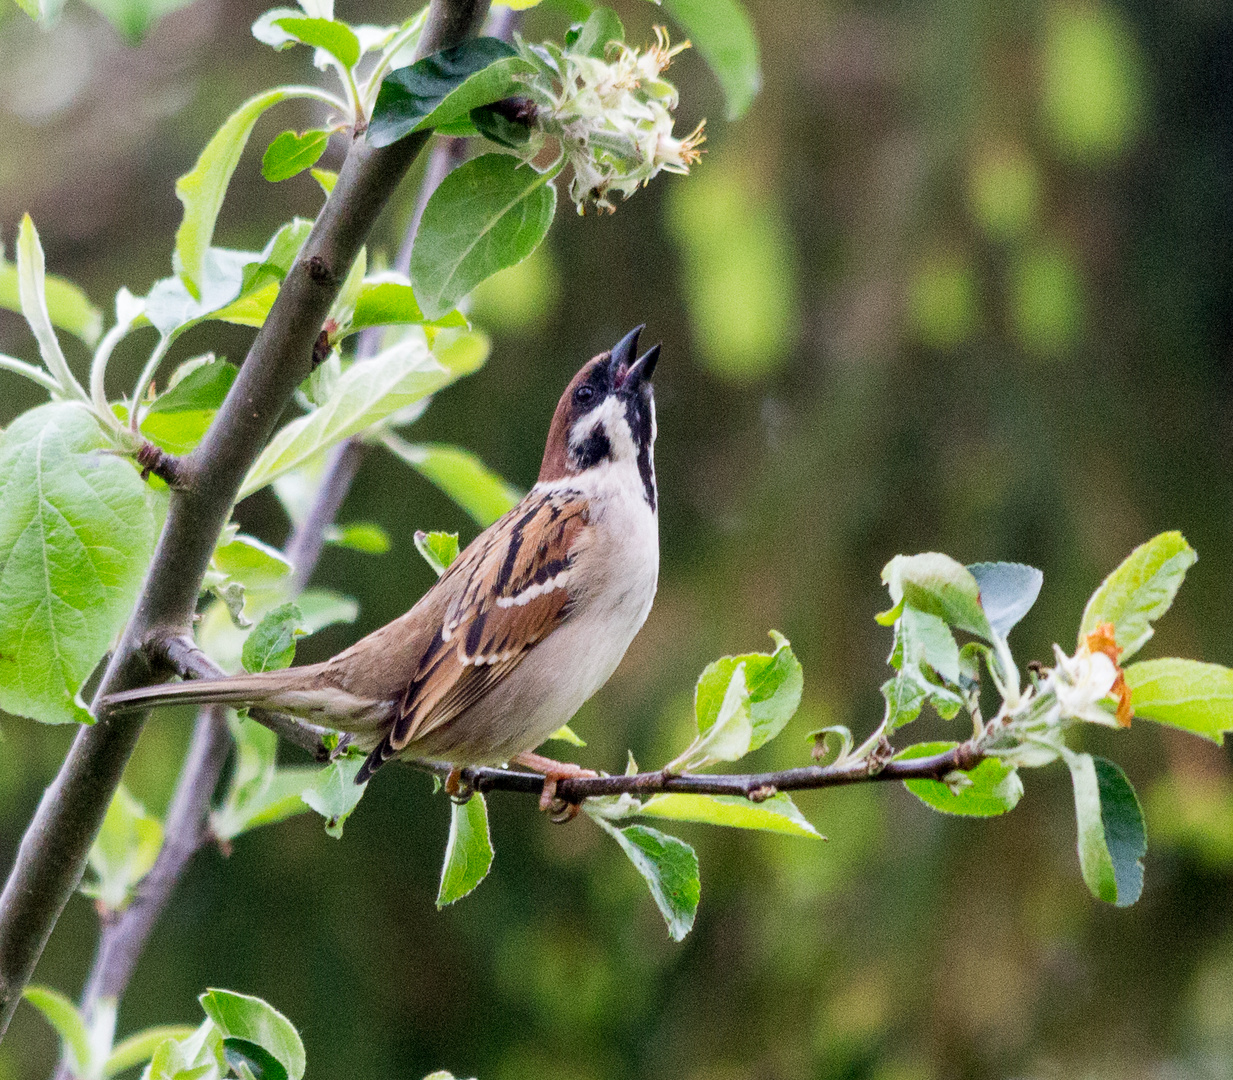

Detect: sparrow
101,326,661,801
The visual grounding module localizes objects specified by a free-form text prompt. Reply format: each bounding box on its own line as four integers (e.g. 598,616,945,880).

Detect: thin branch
417,743,985,804
0,0,493,1039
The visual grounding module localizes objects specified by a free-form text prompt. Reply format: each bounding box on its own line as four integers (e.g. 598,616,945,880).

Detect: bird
100,326,662,805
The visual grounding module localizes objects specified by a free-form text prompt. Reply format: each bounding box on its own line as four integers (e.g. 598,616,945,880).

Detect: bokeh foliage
1,0,1232,1076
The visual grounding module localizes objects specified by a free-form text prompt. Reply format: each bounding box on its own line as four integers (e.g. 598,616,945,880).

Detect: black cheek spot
574,429,612,469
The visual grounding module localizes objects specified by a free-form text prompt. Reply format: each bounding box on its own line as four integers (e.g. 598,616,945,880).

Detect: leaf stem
128,335,171,433
0,353,67,397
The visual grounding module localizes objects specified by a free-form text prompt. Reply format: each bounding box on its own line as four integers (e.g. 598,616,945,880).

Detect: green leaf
141,358,238,454
213,766,318,840
437,792,494,907
199,990,305,1080
368,38,525,148
1066,752,1146,906
346,278,468,334
410,154,557,321
658,0,762,120
262,130,330,183
0,247,101,347
1078,531,1196,659
174,87,299,297
1124,658,1233,744
593,818,699,941
23,987,91,1077
242,603,305,673
385,440,520,526
880,675,925,732
78,0,193,42
296,588,358,633
571,7,624,57
311,168,338,195
897,742,1023,817
16,215,85,400
326,522,391,554
104,1025,198,1078
0,404,156,724
83,784,164,910
301,753,368,838
896,606,961,687
967,561,1043,638
692,630,803,749
882,552,992,638
469,104,532,149
214,535,293,591
545,724,586,747
239,339,463,499
224,1038,288,1080
414,530,460,576
638,792,822,839
272,15,360,67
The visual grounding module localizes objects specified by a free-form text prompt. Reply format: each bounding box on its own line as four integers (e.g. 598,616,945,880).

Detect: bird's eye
574,385,596,405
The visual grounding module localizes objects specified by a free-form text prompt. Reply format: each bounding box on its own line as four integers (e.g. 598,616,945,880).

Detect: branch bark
0,0,492,1040
420,743,986,804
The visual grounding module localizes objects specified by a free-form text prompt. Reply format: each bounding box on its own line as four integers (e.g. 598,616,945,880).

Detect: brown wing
366,488,590,773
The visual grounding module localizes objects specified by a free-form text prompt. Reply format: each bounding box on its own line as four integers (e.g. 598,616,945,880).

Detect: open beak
609,325,659,391
609,324,644,384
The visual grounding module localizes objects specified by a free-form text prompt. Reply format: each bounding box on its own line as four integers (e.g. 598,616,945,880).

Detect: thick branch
0,0,492,1039
419,743,985,804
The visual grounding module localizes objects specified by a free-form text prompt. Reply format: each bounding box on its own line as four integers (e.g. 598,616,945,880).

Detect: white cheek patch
569,396,637,463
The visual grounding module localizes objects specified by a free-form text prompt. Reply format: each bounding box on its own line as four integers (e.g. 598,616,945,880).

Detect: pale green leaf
199,990,304,1080
385,439,520,526
326,522,390,554
214,535,292,591
692,630,803,749
242,603,305,673
1124,658,1233,744
174,88,300,297
0,247,101,347
345,277,468,334
104,1025,198,1078
414,530,460,576
301,753,367,838
23,987,91,1077
897,742,1023,817
638,792,822,838
83,784,164,910
881,552,992,638
410,153,557,320
1079,531,1196,659
16,215,85,400
272,16,360,67
545,724,586,747
436,792,493,906
658,0,761,119
0,404,157,724
239,338,459,499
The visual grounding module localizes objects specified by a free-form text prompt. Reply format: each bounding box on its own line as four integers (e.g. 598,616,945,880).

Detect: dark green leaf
659,0,761,119
437,792,494,907
897,741,1023,817
262,130,330,183
242,603,304,673
967,561,1043,638
594,818,700,941
469,104,533,149
1078,531,1196,659
1067,751,1146,906
409,154,557,320
272,16,360,68
1124,658,1233,744
414,530,460,576
368,38,523,148
223,1038,288,1080
142,358,238,455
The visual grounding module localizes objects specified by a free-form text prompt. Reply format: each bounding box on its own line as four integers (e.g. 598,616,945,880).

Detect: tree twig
414,742,985,806
0,0,493,1040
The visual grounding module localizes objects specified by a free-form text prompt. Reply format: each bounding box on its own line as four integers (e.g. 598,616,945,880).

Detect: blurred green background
2,0,1233,1075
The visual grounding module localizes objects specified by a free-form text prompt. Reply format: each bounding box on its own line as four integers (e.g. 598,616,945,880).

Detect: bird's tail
98,671,304,717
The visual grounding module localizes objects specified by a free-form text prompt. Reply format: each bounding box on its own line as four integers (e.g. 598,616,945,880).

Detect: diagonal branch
0,0,494,1040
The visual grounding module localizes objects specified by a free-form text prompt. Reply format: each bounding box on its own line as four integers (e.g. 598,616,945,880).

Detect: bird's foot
513,751,598,818
443,766,475,803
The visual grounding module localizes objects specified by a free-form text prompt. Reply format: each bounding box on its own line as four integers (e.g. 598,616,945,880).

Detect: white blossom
1042,643,1120,726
